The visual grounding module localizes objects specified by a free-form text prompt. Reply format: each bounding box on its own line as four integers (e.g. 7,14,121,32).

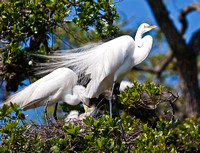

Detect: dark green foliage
119,81,164,110
0,0,118,64
1,105,200,152
0,0,118,92
0,83,199,152
73,0,118,38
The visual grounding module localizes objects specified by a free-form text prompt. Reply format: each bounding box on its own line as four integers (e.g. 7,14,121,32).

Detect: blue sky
115,0,200,88
115,0,200,42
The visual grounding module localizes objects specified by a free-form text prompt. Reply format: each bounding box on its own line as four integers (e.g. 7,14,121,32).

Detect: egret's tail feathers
0,101,11,107
3,82,39,109
34,42,103,76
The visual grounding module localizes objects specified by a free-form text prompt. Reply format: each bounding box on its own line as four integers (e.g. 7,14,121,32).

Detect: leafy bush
0,0,118,64
0,82,200,152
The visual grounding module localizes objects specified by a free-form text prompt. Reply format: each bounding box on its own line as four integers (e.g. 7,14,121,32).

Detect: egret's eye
144,25,149,28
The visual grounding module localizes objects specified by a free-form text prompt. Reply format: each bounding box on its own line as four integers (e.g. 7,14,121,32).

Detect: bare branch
147,0,190,59
113,0,123,4
166,90,179,122
132,50,174,77
179,2,200,35
0,46,7,52
0,39,9,44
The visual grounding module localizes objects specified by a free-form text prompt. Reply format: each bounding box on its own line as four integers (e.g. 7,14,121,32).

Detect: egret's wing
34,35,134,98
22,68,78,109
64,35,135,97
4,68,78,110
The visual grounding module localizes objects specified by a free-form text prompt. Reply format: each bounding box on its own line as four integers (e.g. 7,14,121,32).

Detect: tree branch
179,2,200,35
133,50,174,77
146,0,189,58
0,46,7,52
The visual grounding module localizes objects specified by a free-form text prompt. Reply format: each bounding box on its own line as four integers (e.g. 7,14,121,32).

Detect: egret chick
79,105,96,120
65,110,79,125
65,105,96,125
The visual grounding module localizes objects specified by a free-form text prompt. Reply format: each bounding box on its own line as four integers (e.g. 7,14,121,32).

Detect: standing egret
2,68,88,122
36,23,157,126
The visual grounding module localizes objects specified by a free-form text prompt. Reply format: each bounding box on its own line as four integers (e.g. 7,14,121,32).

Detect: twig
166,90,179,123
133,50,174,78
179,2,200,35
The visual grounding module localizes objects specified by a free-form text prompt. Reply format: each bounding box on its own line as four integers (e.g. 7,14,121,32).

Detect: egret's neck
135,30,143,47
133,34,153,66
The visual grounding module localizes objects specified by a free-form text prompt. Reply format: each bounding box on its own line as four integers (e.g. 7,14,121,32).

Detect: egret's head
73,85,89,105
73,85,86,95
138,23,157,34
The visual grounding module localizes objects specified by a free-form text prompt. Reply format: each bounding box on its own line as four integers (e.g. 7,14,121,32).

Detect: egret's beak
149,25,157,29
83,103,91,112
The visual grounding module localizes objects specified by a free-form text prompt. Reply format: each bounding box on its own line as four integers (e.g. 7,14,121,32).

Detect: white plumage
64,105,96,125
2,23,156,126
37,23,156,102
119,79,134,91
3,68,87,110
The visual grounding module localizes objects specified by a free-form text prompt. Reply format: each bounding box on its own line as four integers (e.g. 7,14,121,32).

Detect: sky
115,0,200,42
115,0,200,87
1,0,200,121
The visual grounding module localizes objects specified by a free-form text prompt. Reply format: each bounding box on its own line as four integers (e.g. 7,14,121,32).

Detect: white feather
3,68,87,110
35,23,156,100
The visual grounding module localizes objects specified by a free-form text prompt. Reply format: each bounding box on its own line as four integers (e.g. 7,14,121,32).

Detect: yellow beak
149,25,157,29
83,103,91,112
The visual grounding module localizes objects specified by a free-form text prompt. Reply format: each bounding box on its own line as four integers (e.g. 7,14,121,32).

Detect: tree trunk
177,54,200,117
146,0,200,117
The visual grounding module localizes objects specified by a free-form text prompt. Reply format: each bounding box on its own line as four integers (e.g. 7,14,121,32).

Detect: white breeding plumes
37,23,156,100
2,68,87,113
36,23,156,125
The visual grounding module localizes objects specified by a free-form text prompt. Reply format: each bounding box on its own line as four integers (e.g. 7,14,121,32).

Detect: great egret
37,23,157,126
2,68,88,122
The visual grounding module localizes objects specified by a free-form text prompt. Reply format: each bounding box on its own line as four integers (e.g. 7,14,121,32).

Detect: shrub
0,82,199,152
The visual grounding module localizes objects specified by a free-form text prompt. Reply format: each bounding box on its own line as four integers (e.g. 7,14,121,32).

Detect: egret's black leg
110,81,123,131
53,103,58,120
44,100,50,125
114,82,123,131
110,81,117,118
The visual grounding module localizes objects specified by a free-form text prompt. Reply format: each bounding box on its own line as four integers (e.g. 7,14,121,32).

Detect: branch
164,90,179,123
0,46,7,52
133,50,174,77
0,39,9,44
146,0,188,57
179,2,200,35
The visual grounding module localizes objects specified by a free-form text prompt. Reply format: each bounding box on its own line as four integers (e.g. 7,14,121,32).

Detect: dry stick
133,50,174,78
166,90,179,123
179,2,200,35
